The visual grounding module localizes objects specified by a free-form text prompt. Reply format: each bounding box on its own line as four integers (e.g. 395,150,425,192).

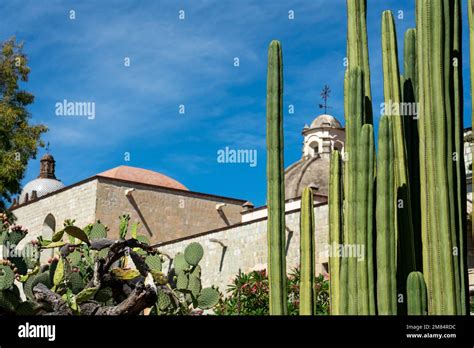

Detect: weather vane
319,85,332,114
45,141,51,154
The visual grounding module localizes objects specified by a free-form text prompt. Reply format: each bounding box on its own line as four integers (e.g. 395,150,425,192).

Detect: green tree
0,37,47,210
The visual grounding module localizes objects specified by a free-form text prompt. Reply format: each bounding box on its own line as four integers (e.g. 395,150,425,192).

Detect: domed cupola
19,154,65,204
284,114,345,200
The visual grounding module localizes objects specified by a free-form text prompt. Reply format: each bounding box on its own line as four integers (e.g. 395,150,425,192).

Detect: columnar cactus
416,0,468,314
266,40,287,315
376,116,397,315
356,123,375,315
407,272,427,315
299,187,315,315
381,10,416,314
329,150,343,315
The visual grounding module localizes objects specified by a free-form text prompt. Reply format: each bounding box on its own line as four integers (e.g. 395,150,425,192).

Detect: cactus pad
95,287,113,303
69,272,85,294
184,242,204,266
16,300,40,315
156,288,172,311
136,235,149,245
173,252,189,273
0,265,15,290
68,250,82,266
145,254,162,272
98,247,110,259
187,274,202,297
197,287,220,309
0,289,20,312
176,271,188,290
89,223,107,240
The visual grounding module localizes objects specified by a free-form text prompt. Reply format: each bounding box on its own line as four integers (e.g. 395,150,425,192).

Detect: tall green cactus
329,150,343,315
266,40,287,315
299,187,315,315
346,0,372,124
416,0,467,314
356,123,375,315
407,272,427,315
376,116,397,315
381,11,417,315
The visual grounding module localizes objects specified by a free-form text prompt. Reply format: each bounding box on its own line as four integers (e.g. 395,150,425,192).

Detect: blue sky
1,0,472,207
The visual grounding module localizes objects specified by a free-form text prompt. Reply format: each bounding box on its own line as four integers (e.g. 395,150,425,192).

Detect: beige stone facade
11,176,245,245
158,201,329,292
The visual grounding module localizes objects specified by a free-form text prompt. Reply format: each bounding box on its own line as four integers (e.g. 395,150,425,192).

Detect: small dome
285,156,330,199
97,166,188,191
310,114,342,129
19,178,65,203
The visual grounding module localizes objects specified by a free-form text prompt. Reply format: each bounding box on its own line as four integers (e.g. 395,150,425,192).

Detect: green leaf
53,259,64,286
51,229,65,242
42,241,66,249
131,222,139,239
64,226,90,245
75,287,99,304
111,268,140,280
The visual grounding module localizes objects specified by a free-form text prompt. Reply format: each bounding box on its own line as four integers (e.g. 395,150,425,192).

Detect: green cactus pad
145,254,162,272
187,274,202,297
68,250,82,266
9,257,28,275
23,244,39,269
176,271,188,290
197,287,220,310
0,265,15,290
95,287,113,303
97,247,110,259
156,288,172,311
69,272,85,294
16,300,40,315
0,289,20,312
136,235,149,245
184,242,204,266
191,265,201,278
8,230,27,245
49,260,58,285
173,252,189,273
89,223,107,240
26,272,52,300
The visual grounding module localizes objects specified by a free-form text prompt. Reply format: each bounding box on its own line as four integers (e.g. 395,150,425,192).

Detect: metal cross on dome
319,85,332,114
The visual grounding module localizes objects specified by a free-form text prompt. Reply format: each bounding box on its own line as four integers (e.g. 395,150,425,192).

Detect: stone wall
158,204,329,292
11,180,98,248
94,178,245,243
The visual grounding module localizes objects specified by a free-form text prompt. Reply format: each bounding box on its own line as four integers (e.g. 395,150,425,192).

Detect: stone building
8,114,474,295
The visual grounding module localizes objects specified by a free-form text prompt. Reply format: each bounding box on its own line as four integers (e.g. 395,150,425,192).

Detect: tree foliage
0,37,47,209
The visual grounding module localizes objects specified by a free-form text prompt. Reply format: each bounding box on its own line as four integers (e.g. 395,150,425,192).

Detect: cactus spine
407,272,427,315
376,116,397,315
266,40,287,315
329,150,343,315
299,187,315,315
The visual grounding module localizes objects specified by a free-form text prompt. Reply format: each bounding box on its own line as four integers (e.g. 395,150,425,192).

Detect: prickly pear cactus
173,252,189,273
184,242,204,266
0,264,15,290
197,287,220,310
89,222,107,240
145,254,162,272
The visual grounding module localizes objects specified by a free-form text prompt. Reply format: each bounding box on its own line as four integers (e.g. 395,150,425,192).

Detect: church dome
285,156,330,200
97,166,188,191
19,153,65,204
20,178,65,203
310,114,342,129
